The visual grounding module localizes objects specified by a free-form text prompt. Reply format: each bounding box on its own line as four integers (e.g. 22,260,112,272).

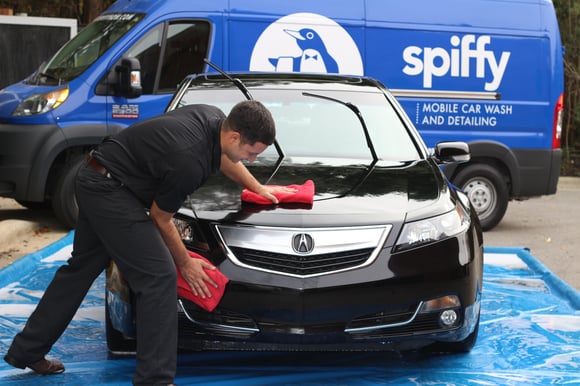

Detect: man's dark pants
5,165,177,385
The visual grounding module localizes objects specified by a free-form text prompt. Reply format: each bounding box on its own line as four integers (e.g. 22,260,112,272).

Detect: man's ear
228,131,240,143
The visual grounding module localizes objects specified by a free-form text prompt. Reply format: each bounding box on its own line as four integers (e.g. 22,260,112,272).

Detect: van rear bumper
513,148,561,197
0,123,64,201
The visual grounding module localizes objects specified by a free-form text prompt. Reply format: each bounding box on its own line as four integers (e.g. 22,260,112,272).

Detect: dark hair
224,100,276,145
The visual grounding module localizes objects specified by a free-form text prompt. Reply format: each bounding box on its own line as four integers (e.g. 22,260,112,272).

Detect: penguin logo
250,13,363,76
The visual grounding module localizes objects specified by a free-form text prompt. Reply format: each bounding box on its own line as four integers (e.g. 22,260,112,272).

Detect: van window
27,13,144,85
158,21,210,91
125,20,210,94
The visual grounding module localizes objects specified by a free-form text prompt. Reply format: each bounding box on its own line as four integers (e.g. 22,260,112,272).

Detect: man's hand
255,185,298,204
149,201,218,298
178,257,218,299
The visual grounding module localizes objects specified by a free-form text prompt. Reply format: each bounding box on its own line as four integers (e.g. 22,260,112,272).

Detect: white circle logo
250,13,363,76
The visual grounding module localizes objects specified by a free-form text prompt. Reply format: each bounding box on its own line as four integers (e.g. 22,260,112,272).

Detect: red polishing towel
177,251,229,312
241,180,315,205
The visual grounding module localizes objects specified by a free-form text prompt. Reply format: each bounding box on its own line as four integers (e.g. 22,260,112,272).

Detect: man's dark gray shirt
93,104,223,213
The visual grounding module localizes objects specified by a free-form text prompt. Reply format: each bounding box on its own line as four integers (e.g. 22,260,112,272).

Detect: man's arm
149,201,217,298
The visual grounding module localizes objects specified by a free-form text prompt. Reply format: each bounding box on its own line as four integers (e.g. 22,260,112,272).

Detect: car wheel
52,154,84,229
105,295,137,354
453,164,508,231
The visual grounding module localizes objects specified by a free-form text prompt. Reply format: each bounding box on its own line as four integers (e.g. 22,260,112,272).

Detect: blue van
0,0,564,230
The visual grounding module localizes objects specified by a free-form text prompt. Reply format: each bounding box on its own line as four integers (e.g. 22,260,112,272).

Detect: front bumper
174,235,482,351
108,231,483,352
176,277,481,351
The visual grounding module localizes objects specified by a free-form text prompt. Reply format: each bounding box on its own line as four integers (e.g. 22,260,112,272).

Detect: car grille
229,246,374,276
215,224,391,278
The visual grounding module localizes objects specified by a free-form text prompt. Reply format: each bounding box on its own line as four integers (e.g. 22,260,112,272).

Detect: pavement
0,200,68,269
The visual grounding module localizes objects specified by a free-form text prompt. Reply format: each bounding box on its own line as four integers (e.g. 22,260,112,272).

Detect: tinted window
158,22,210,91
125,20,210,94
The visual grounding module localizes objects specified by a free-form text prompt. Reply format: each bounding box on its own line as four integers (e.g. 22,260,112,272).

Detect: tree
0,0,113,25
554,0,580,164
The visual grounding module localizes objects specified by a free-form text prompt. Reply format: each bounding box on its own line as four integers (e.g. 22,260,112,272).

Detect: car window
177,85,420,163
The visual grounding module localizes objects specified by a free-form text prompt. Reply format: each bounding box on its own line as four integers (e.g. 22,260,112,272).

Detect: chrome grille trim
215,224,391,278
178,299,260,333
344,302,423,333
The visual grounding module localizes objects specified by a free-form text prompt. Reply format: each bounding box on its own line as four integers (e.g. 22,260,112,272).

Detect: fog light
440,309,458,326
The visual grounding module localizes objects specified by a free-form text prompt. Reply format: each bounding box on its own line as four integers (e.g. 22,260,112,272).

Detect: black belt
86,152,111,178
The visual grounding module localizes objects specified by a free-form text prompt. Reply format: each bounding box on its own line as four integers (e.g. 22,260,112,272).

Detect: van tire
454,164,508,231
52,154,83,229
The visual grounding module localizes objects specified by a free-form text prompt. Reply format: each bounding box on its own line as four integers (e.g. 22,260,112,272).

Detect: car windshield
177,83,421,163
26,13,144,85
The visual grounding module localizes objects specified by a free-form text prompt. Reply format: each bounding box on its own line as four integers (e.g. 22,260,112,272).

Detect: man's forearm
149,201,190,269
220,155,263,192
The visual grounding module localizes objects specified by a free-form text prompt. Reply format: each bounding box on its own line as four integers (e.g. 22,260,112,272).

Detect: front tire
52,154,84,229
453,164,508,231
105,295,137,355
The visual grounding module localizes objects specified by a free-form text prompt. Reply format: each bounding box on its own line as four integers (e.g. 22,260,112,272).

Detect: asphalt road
484,176,580,291
1,176,579,290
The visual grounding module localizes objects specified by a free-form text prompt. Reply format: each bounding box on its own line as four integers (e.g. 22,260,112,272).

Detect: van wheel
453,164,508,231
52,154,84,229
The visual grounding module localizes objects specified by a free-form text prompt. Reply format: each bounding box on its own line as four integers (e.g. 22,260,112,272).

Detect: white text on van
402,34,511,91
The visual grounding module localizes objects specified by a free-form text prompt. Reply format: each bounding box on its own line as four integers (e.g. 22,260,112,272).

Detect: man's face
226,133,268,163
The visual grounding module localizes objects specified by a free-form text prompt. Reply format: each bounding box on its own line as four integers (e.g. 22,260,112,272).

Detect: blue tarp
0,232,579,385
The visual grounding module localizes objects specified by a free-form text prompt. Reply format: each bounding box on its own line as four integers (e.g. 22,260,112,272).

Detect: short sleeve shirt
93,104,223,213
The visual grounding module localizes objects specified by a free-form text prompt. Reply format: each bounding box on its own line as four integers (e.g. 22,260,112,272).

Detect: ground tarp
0,232,579,385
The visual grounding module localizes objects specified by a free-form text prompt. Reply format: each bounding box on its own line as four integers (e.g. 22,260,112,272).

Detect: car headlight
172,216,209,251
394,202,470,252
12,87,69,116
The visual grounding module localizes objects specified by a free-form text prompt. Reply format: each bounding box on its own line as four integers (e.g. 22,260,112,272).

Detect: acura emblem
292,233,314,254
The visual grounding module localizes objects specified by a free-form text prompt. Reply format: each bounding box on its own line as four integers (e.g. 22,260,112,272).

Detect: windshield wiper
302,92,378,164
203,59,285,184
30,63,62,85
302,92,379,199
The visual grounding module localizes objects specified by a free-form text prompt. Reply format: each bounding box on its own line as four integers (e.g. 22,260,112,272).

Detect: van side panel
363,0,562,199
227,0,366,74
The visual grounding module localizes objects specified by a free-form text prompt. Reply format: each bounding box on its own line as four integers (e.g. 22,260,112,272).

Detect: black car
106,73,483,355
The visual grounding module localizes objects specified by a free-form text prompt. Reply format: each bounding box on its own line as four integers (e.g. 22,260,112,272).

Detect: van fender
26,123,110,201
442,140,520,195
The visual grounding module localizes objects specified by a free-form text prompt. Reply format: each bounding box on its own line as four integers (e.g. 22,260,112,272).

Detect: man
4,101,289,385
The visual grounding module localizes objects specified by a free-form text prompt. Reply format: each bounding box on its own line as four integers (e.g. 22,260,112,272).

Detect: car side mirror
115,58,142,98
434,141,470,164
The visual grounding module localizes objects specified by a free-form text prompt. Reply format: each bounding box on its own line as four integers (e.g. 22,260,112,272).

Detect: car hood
183,159,455,228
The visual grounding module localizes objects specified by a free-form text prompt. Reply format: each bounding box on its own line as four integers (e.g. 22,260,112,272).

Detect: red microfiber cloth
177,251,229,312
241,180,315,205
